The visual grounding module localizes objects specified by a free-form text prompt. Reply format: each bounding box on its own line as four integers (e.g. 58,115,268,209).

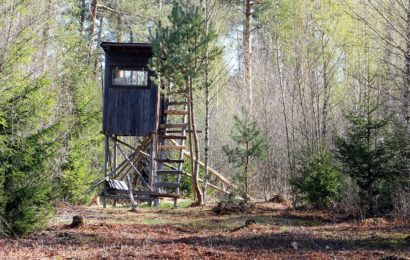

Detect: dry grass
0,201,409,259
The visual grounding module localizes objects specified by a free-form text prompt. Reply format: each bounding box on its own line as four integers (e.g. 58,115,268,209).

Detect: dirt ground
0,200,409,259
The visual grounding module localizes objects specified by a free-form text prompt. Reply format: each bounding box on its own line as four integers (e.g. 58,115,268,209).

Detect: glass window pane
112,68,148,86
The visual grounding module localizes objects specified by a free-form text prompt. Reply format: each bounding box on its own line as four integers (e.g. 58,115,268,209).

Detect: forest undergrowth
0,201,409,259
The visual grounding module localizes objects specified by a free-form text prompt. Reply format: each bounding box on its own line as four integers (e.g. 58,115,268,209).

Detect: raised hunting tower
100,42,188,208
96,42,233,208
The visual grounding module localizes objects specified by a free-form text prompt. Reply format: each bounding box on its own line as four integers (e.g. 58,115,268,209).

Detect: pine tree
150,2,222,205
223,108,269,202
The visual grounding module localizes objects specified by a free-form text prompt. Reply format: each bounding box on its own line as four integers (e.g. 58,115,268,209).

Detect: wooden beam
158,135,187,140
103,135,109,208
166,130,202,133
158,145,187,150
156,170,183,175
160,123,188,129
155,158,185,164
86,149,139,194
138,150,230,195
164,110,189,115
154,182,180,188
170,139,235,188
167,101,189,106
116,142,152,191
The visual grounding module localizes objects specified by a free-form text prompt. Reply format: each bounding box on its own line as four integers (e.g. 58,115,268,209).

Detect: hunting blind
97,42,232,208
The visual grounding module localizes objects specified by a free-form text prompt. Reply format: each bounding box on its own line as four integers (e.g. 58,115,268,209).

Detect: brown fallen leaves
0,202,409,259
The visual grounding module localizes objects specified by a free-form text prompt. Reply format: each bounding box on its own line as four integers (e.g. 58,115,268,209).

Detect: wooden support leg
149,134,156,208
103,135,109,208
112,136,117,208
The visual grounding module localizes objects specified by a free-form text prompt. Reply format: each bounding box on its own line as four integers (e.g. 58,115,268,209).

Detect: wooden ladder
154,99,189,207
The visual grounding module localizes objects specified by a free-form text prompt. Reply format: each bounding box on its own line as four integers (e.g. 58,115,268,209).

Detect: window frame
110,66,150,88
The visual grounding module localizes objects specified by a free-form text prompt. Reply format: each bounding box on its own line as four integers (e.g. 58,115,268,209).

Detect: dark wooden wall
102,43,158,136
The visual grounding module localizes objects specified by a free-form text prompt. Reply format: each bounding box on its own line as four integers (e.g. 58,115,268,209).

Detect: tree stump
245,219,256,227
69,215,84,228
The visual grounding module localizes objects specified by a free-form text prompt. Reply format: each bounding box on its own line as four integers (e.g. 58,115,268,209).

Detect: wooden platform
105,180,180,199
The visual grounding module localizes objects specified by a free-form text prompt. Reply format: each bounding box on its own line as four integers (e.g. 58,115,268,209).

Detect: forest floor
0,200,409,259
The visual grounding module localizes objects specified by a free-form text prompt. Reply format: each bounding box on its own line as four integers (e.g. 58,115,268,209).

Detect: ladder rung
166,130,202,133
156,170,183,175
158,145,186,150
164,110,189,115
158,135,187,140
167,101,189,106
154,182,180,188
160,123,188,129
155,159,185,164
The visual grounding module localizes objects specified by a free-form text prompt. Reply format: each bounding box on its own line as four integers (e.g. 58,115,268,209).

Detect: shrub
0,135,53,236
291,147,342,209
334,112,403,216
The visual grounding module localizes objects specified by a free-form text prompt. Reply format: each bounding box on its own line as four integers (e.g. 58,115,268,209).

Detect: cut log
154,182,180,188
164,110,189,115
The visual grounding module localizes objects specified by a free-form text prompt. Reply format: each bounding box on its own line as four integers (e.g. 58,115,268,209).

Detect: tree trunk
188,84,204,206
126,175,138,211
87,0,97,63
404,1,410,132
41,0,52,74
203,0,210,204
321,34,330,143
93,15,104,74
244,141,249,203
244,0,254,114
276,47,293,177
79,0,86,35
117,14,124,42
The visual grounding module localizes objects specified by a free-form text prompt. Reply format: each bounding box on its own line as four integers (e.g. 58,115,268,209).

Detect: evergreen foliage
0,38,57,236
149,1,221,92
334,111,401,216
52,1,103,205
223,108,269,202
291,147,342,209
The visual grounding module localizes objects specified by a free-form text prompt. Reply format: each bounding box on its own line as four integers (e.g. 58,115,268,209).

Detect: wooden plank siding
101,42,159,137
